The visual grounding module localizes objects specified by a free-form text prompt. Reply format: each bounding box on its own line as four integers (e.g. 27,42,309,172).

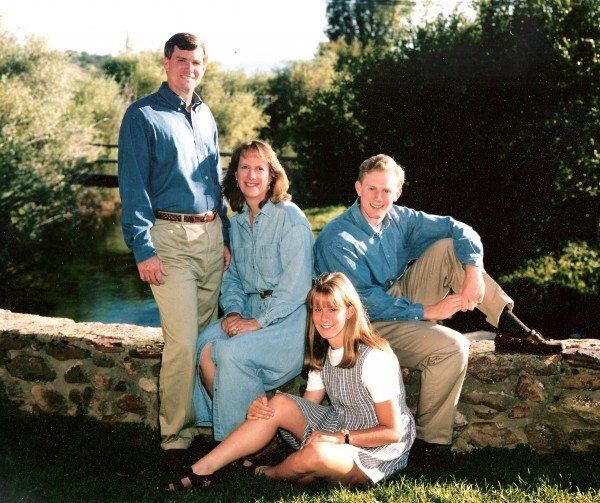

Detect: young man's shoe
495,330,563,355
409,438,452,470
162,448,191,477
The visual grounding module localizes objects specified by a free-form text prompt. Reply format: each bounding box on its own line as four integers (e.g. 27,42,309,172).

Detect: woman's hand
227,317,261,336
221,313,242,335
246,395,274,420
304,430,343,446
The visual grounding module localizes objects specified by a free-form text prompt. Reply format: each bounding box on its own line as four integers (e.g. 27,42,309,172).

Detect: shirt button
205,176,208,180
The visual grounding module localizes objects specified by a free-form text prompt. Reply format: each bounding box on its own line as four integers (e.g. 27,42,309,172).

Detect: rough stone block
524,422,566,453
64,365,90,384
460,391,516,411
45,341,91,361
473,407,499,419
559,395,600,424
6,355,56,382
114,381,127,392
92,354,115,368
129,346,162,359
116,394,147,415
516,375,546,403
31,386,67,413
556,373,600,390
563,348,600,371
90,337,125,353
468,355,520,383
138,377,158,393
569,428,600,452
453,411,468,431
91,373,112,390
522,355,562,376
0,333,27,350
464,422,524,448
508,405,531,419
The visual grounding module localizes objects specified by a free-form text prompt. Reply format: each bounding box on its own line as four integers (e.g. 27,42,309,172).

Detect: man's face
163,46,205,95
355,169,401,226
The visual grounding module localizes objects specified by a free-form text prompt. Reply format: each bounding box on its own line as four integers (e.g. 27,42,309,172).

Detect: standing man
118,33,230,472
314,154,561,463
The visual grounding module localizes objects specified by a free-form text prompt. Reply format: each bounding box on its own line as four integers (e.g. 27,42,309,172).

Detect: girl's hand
246,395,274,420
228,317,261,336
305,430,342,446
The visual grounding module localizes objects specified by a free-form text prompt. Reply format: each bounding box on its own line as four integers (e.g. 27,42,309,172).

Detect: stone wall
1,310,598,452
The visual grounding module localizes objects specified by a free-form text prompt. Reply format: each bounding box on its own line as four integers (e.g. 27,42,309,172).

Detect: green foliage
101,51,164,101
501,241,599,295
326,0,413,46
0,27,127,277
287,0,599,273
199,62,267,152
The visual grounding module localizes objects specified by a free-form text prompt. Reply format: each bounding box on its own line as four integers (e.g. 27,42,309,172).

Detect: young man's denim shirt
220,200,314,328
314,200,483,322
118,82,230,263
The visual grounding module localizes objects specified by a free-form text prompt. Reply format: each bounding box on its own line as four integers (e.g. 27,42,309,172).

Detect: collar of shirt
239,199,275,229
157,82,203,112
349,199,391,237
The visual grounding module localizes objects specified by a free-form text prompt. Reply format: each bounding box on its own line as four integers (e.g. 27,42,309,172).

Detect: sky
0,0,473,73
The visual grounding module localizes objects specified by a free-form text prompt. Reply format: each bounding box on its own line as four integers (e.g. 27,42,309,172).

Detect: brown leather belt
154,210,216,223
259,290,273,299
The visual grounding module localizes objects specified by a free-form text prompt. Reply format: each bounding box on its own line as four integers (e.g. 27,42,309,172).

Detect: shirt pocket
233,245,253,282
256,243,282,283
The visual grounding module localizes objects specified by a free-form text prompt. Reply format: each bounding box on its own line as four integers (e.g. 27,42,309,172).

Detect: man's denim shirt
118,82,230,263
220,200,314,328
314,200,483,322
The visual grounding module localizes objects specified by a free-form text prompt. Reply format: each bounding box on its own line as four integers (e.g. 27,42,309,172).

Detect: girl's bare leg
188,394,306,478
198,343,215,397
263,443,370,486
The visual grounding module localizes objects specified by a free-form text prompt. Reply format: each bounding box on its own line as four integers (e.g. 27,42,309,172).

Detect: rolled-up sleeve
316,242,424,323
255,224,314,328
118,108,156,264
406,210,483,268
220,252,247,316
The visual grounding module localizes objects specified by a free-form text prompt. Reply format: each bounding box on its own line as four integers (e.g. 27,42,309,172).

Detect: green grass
305,205,346,237
0,398,598,502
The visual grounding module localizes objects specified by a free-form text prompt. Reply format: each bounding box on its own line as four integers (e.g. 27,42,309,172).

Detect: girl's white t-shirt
306,346,400,403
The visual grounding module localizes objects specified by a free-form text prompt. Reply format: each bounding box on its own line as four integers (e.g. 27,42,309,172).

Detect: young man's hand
423,294,463,320
460,264,485,311
137,255,167,286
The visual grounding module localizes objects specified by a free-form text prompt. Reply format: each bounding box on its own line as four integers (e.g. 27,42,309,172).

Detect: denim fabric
118,82,230,263
194,200,314,439
314,200,483,322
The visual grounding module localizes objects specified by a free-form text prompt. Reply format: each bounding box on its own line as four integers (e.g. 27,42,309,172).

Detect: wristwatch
341,428,350,445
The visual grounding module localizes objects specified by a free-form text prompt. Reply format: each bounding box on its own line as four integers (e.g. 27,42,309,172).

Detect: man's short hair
164,33,208,65
358,154,405,190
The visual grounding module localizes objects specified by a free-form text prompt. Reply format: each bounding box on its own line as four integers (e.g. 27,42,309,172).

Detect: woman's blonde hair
305,272,391,371
223,140,291,212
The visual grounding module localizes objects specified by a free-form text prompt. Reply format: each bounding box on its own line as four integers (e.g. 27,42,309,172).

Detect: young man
314,154,561,460
118,33,230,472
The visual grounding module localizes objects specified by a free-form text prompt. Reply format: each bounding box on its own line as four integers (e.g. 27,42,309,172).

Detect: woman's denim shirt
220,200,314,327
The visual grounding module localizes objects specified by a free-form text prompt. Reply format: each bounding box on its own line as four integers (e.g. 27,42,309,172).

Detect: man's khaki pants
372,238,513,445
149,217,224,450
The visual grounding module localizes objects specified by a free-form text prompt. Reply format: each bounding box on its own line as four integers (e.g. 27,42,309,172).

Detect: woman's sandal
157,469,214,493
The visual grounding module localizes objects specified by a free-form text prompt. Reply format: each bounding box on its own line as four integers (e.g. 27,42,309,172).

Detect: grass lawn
0,398,598,502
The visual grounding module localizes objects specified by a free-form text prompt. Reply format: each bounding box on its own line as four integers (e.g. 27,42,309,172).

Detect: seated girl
162,272,415,491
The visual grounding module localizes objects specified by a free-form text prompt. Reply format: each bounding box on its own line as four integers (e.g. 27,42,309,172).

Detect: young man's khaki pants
149,217,224,450
372,238,513,445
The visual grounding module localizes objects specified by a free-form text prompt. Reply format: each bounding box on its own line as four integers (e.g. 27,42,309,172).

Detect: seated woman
162,272,415,491
193,140,314,442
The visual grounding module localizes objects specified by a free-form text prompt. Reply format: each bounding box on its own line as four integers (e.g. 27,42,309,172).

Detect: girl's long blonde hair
305,272,391,371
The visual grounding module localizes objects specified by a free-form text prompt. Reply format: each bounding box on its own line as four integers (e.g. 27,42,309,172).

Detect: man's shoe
189,435,220,459
162,448,191,476
495,330,563,355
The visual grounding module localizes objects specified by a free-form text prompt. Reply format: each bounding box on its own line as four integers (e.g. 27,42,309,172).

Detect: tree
325,0,413,46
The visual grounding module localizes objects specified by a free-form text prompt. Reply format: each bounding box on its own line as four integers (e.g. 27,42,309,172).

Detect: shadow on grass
0,397,598,502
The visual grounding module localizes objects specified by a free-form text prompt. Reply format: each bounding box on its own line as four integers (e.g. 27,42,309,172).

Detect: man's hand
246,395,274,420
460,264,485,312
221,312,242,334
137,255,167,286
304,430,343,446
227,317,261,336
423,294,463,321
223,245,231,271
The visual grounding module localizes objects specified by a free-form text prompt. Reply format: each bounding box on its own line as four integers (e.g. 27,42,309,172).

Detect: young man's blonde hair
358,154,405,190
